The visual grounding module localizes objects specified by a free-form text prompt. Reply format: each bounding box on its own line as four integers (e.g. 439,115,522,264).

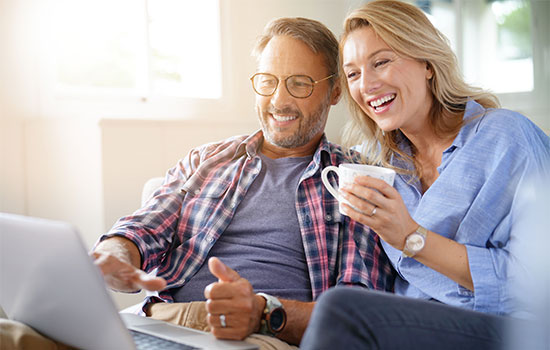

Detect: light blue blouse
380,100,550,315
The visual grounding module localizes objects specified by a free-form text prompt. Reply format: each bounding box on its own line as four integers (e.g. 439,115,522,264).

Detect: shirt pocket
182,178,231,199
177,178,232,240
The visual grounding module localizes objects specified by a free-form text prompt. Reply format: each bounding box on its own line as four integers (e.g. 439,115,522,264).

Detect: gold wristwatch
402,225,428,258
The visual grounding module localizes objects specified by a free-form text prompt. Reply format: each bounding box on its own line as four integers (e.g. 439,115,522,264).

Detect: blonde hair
340,0,499,175
252,17,339,87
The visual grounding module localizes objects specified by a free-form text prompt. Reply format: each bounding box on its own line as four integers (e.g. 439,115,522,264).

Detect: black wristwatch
257,293,286,336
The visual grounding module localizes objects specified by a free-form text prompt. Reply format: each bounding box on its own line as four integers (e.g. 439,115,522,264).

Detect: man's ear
330,83,342,105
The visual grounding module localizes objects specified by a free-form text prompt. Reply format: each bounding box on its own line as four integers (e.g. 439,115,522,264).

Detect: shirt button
194,189,201,195
325,214,332,221
206,236,214,243
230,201,237,208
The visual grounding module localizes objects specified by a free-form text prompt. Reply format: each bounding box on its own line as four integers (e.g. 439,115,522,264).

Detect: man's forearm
278,300,315,345
94,236,142,269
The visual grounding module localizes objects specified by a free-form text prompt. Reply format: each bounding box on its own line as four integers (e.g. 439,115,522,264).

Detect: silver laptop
0,213,258,350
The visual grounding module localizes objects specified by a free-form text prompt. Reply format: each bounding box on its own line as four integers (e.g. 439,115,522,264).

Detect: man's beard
259,96,330,149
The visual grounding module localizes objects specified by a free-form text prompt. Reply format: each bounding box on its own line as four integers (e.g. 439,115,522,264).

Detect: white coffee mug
321,163,396,215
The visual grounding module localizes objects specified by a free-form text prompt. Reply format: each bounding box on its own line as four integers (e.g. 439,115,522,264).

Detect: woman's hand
340,175,418,249
341,175,474,291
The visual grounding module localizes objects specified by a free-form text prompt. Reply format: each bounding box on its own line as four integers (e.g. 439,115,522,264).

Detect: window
462,0,533,94
49,0,221,99
414,0,548,130
419,0,533,93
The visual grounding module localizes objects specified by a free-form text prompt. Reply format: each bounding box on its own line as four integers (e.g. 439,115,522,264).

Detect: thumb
208,257,240,282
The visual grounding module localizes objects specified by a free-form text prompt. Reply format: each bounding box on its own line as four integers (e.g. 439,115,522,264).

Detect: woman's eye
346,71,357,79
374,59,390,68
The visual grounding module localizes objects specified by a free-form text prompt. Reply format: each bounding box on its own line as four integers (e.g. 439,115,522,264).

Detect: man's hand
204,257,265,340
92,237,166,293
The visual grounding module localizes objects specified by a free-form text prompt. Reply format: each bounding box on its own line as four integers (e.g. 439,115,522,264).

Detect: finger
341,202,369,221
339,189,378,216
205,298,253,315
353,176,396,198
92,252,167,291
207,313,248,330
204,279,252,300
341,184,386,209
207,313,226,329
210,326,249,341
133,272,167,291
208,257,240,283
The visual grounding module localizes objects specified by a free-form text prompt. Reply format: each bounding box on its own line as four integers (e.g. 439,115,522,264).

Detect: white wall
0,119,26,215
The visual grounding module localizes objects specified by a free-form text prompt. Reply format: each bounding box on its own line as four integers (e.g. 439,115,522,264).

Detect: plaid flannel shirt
100,130,394,307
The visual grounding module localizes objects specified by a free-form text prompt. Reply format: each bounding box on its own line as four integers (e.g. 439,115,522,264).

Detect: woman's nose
360,71,382,95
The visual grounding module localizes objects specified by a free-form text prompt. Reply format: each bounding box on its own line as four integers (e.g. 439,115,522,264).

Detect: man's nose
270,80,294,108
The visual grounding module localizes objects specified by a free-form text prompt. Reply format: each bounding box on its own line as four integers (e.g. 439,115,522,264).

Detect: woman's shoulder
465,103,549,151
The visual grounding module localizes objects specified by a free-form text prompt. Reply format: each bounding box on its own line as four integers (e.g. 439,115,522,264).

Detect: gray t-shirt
171,152,313,302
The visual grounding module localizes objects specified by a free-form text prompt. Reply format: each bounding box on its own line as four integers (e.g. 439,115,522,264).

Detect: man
13,17,392,350
93,17,394,349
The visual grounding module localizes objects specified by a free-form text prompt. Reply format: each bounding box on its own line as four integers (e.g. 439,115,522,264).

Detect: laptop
0,213,258,350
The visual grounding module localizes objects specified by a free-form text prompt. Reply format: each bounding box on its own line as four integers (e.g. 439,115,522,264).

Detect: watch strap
257,293,285,336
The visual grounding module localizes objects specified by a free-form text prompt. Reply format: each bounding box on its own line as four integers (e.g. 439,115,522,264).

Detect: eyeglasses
250,73,335,99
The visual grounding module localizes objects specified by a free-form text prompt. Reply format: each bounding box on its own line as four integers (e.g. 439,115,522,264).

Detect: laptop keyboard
129,329,200,350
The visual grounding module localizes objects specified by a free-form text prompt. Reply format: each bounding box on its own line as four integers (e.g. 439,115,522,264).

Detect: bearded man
92,17,394,350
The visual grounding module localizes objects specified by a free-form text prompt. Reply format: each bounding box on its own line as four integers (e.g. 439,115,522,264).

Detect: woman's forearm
413,230,474,291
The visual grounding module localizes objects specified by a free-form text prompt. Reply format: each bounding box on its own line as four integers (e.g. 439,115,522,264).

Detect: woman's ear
426,62,434,80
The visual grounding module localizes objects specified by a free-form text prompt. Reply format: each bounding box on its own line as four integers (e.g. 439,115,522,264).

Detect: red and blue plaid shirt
100,130,394,306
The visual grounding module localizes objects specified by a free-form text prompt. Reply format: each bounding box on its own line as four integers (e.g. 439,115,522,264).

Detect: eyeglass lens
252,74,314,98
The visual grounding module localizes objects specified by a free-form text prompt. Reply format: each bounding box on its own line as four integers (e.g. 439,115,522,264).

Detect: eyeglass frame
250,73,336,99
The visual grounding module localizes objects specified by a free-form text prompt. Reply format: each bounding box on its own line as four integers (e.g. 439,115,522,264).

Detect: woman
301,0,550,349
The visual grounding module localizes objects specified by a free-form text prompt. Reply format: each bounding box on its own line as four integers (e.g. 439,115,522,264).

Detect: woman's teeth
369,94,396,108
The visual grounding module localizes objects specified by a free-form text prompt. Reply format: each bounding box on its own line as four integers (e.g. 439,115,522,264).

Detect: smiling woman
300,1,550,349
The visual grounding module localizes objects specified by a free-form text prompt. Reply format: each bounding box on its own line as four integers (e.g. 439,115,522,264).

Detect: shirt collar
232,129,264,160
395,100,488,154
446,99,487,152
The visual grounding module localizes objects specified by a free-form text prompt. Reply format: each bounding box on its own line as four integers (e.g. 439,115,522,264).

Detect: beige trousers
0,318,74,350
146,302,299,350
0,302,299,350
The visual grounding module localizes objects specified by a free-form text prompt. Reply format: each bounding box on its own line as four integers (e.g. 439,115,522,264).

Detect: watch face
407,233,425,251
268,308,286,333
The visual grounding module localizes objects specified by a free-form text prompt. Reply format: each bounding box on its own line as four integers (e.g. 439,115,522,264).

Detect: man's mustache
266,106,302,117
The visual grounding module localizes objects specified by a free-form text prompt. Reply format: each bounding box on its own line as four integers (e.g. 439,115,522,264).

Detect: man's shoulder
320,140,363,165
196,133,259,159
201,134,248,151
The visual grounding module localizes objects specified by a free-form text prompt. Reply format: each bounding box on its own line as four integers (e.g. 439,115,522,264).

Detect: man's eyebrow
343,48,394,68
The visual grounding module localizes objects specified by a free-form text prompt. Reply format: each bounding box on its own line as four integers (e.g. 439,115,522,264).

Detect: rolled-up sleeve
96,147,202,272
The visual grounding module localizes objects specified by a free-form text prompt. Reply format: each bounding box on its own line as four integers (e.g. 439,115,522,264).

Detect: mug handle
321,166,340,200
